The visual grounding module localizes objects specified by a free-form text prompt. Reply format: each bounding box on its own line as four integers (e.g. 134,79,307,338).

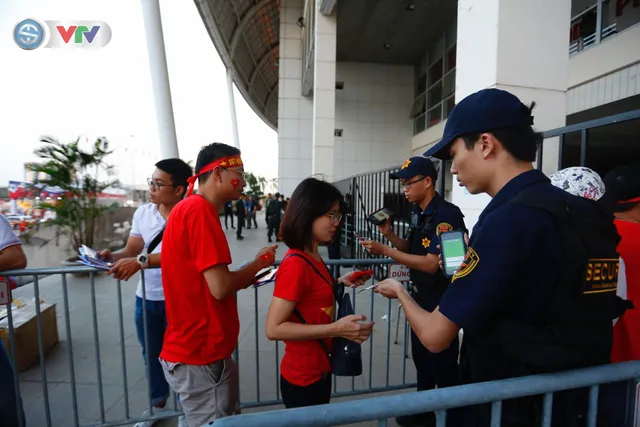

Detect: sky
0,0,278,187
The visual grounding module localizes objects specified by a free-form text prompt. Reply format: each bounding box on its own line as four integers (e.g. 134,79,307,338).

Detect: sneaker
177,415,187,427
133,407,165,427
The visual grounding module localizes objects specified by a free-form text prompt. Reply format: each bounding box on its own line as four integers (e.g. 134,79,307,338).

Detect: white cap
550,167,606,201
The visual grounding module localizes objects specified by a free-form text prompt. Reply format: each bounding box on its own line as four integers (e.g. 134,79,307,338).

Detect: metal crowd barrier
0,258,414,427
214,361,640,427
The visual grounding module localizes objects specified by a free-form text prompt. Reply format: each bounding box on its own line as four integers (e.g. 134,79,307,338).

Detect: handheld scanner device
440,230,467,278
367,207,394,226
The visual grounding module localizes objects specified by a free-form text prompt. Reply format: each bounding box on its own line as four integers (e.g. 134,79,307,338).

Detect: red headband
186,155,244,197
618,196,640,205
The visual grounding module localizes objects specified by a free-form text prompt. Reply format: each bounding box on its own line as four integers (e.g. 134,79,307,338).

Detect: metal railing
537,108,640,171
214,361,640,426
0,258,414,427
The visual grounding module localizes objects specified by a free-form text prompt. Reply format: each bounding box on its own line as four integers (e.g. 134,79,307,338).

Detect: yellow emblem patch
321,306,334,320
436,222,453,236
421,237,430,248
452,248,480,282
401,159,411,169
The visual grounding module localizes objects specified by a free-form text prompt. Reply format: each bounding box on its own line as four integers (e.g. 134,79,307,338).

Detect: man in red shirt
606,163,640,362
159,142,277,427
599,163,640,426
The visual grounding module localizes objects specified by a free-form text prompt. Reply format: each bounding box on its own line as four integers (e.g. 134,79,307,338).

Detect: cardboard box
0,303,59,372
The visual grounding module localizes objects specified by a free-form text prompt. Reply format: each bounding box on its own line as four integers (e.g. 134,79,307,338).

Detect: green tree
244,172,267,198
28,136,118,250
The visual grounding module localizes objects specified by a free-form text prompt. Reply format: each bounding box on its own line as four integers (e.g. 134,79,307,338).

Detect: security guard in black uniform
374,88,629,427
361,156,466,427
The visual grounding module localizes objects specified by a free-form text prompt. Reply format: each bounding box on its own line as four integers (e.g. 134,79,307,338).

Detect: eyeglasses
400,176,425,189
327,212,343,223
147,178,175,190
223,168,246,179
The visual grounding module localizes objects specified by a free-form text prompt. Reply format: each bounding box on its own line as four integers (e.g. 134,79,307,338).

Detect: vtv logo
47,21,111,49
56,25,102,45
12,19,111,50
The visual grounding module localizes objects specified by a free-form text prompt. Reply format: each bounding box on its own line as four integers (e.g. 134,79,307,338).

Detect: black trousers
267,217,280,239
411,329,459,391
410,289,460,391
236,215,244,238
410,288,462,426
224,210,234,228
280,374,331,409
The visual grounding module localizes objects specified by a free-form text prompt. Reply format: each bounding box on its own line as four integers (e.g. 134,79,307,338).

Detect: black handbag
284,253,363,377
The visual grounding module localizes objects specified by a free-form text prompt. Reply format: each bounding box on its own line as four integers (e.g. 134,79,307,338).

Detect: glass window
443,70,455,99
414,114,426,135
445,44,456,73
443,96,456,120
428,82,443,109
428,59,443,86
427,105,442,127
410,93,426,119
413,21,457,135
414,54,427,95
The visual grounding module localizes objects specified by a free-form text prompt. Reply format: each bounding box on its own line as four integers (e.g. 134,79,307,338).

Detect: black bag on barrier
285,253,363,377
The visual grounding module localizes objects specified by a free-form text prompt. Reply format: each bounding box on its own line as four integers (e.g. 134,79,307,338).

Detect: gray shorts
159,357,239,427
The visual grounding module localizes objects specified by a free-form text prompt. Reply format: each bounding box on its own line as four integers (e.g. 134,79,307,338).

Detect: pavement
8,211,416,427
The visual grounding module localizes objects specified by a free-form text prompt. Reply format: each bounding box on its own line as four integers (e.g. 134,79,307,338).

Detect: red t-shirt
611,219,640,363
273,249,335,386
160,195,239,365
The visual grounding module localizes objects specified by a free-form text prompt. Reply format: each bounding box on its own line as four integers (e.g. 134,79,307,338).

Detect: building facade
197,0,640,228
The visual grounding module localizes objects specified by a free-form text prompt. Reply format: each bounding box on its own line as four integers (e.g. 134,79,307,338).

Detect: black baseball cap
603,163,640,208
390,156,438,180
424,88,535,160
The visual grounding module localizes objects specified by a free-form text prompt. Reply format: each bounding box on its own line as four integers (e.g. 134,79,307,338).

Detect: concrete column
311,0,337,182
140,0,179,159
277,0,313,197
226,69,241,150
453,0,571,229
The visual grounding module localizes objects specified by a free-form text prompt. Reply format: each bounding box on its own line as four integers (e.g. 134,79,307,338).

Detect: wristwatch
136,253,149,269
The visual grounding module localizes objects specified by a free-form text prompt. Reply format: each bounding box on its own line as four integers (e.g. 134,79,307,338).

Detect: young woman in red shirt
265,177,375,409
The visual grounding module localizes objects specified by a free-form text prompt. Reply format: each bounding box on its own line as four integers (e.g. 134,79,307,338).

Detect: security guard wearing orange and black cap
361,156,466,427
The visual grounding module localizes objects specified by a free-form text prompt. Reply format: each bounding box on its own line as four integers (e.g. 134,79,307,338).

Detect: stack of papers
77,245,112,271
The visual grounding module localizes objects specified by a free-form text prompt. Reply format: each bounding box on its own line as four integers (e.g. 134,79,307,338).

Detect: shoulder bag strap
146,226,165,254
281,253,335,362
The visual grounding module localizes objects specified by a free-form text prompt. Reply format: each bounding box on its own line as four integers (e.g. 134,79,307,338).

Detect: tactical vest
407,206,450,296
463,189,632,383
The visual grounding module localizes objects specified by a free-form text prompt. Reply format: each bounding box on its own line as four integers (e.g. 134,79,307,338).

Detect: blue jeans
0,340,25,426
134,297,170,406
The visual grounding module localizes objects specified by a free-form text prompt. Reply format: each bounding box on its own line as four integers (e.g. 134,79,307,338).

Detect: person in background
361,156,466,427
235,195,247,240
599,163,640,427
100,159,192,427
246,196,257,229
266,193,283,243
549,166,606,201
0,215,27,427
159,143,277,427
265,177,374,409
224,201,235,230
264,193,272,227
